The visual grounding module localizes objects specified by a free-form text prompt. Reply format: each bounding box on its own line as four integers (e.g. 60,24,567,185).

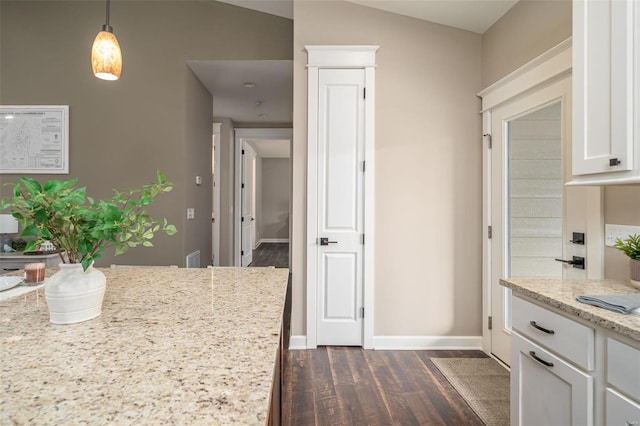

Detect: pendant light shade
91,0,122,81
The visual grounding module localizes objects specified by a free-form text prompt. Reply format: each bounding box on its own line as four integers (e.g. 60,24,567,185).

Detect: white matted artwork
0,105,69,174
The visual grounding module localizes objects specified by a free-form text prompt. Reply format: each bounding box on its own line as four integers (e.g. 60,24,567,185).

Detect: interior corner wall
0,1,292,267
293,1,483,338
481,0,572,88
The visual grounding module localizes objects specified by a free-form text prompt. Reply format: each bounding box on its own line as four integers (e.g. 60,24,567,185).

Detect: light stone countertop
500,277,640,342
0,267,289,425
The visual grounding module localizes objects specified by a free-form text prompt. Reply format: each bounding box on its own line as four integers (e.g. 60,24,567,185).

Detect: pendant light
91,0,122,81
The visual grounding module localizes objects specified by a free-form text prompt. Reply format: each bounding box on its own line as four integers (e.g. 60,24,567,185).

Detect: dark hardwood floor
282,348,488,425
249,243,289,268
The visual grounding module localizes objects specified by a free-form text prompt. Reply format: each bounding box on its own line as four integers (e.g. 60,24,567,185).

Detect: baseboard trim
288,335,307,350
259,238,289,245
287,335,483,351
373,335,483,350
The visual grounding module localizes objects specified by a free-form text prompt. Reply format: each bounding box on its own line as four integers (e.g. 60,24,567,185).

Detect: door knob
319,237,338,246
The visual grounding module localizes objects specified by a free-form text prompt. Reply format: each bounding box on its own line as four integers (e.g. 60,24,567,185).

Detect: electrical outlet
186,208,195,220
604,224,640,247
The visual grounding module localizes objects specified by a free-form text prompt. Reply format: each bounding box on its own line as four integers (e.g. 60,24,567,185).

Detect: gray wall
293,0,483,337
0,1,292,266
260,158,290,240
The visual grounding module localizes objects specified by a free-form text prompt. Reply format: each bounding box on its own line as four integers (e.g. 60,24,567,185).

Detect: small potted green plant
1,171,177,324
613,234,640,289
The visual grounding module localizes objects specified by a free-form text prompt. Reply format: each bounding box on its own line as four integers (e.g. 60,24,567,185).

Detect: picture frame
0,105,69,174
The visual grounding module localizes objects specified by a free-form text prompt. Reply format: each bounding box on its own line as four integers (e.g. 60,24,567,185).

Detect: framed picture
0,105,69,174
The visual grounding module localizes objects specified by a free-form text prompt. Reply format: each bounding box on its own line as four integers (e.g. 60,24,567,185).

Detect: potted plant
613,234,640,289
1,171,177,324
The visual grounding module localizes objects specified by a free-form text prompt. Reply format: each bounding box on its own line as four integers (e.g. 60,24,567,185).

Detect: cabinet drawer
608,338,640,401
512,296,594,370
607,388,640,426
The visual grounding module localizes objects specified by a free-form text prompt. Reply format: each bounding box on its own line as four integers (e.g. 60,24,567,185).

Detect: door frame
234,128,293,266
212,123,221,266
305,45,378,349
478,38,603,354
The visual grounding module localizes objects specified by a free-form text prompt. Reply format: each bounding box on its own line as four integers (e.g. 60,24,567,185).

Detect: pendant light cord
103,0,113,33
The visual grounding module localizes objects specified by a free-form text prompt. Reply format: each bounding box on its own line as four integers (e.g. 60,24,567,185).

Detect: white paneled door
316,68,365,346
241,143,257,267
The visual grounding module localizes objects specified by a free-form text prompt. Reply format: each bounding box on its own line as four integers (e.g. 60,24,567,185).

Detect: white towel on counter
576,293,640,314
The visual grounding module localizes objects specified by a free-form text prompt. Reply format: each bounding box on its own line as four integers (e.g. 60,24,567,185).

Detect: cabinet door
511,333,593,426
573,0,635,176
607,389,640,426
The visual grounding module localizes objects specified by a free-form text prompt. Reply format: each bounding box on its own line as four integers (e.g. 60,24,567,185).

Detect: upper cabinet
570,0,639,185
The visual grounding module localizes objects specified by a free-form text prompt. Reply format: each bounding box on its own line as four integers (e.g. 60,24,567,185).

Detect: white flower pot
629,259,640,290
45,263,106,324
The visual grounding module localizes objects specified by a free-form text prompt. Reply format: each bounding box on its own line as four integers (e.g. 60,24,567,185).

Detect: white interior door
241,143,257,267
316,68,365,346
488,77,601,365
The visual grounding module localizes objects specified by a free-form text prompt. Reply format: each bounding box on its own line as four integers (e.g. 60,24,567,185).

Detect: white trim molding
234,128,293,266
478,38,572,111
288,335,307,350
306,45,378,68
373,336,483,351
305,45,379,350
257,238,289,245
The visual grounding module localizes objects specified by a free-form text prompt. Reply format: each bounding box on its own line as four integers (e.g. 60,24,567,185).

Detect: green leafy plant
1,171,177,271
613,234,640,260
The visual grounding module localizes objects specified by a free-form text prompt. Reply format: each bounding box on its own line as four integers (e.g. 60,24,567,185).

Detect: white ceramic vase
630,258,640,290
44,263,106,324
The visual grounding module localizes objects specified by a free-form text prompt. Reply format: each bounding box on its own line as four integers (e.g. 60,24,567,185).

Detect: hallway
249,243,289,268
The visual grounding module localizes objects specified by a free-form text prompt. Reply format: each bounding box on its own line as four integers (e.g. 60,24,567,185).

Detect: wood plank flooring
249,243,289,268
282,348,488,425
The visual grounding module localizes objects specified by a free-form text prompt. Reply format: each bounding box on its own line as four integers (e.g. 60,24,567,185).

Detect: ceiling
191,1,518,126
217,0,519,34
187,60,293,124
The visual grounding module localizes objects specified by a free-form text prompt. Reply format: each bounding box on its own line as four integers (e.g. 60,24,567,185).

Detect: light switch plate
604,224,640,247
186,208,195,220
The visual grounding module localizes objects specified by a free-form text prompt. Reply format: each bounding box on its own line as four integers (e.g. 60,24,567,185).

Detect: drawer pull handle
530,321,555,334
2,268,19,271
529,351,554,367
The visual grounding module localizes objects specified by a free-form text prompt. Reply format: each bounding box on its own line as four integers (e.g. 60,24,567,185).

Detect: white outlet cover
604,224,640,247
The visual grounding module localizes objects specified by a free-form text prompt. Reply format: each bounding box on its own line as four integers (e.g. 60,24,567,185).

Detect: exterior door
488,77,601,365
316,68,365,346
241,143,257,267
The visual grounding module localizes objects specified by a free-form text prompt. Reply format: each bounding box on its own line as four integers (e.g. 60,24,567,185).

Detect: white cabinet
606,389,640,426
607,338,640,425
511,296,594,425
511,293,640,425
571,0,640,184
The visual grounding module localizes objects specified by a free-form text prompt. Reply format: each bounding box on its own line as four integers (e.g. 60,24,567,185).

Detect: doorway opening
234,128,293,268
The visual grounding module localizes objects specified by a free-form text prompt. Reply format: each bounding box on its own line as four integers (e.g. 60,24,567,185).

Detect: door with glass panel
488,77,601,365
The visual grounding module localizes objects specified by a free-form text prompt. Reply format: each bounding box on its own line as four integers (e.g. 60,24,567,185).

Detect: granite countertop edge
500,278,640,342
